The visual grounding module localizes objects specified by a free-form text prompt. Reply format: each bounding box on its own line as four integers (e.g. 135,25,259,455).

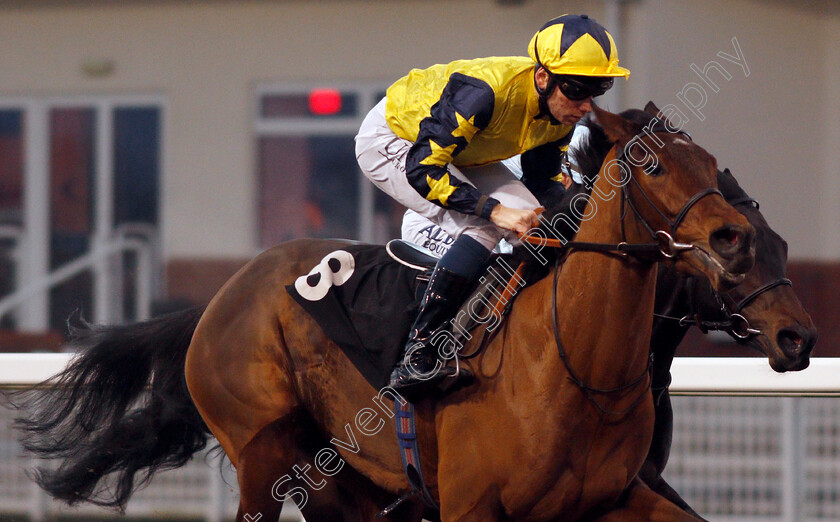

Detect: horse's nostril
710,225,744,255
724,229,739,246
777,326,811,355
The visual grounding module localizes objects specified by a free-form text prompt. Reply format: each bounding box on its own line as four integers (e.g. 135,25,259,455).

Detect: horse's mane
525,108,656,274
572,108,656,183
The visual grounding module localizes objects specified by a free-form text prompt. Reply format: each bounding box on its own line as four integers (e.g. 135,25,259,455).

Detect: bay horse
14,105,757,521
561,109,817,518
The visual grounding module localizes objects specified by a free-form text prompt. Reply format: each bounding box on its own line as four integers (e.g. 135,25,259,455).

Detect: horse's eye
645,162,664,176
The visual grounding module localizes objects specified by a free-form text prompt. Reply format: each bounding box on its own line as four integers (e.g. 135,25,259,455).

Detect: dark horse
15,105,761,521
639,167,816,517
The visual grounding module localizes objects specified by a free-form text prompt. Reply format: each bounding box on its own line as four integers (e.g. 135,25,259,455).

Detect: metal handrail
113,222,163,304
0,224,23,242
0,230,155,321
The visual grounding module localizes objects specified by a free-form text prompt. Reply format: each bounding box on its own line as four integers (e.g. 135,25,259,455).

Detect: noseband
654,196,793,340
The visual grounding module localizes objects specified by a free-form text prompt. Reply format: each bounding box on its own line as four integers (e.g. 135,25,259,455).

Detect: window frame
254,82,388,244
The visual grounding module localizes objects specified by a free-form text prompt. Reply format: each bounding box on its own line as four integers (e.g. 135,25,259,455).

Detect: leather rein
520,126,725,416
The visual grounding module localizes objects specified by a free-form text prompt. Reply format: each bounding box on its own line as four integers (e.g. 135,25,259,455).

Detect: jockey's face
535,67,593,126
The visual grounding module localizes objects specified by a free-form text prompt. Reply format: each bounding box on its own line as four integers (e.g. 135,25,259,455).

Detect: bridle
521,124,728,416
530,124,721,261
653,195,793,340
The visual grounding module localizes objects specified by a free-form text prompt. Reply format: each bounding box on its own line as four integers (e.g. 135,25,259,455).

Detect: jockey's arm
403,74,501,220
517,137,573,208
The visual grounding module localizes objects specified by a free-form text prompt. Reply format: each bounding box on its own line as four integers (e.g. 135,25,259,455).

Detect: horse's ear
591,104,639,144
718,167,740,189
643,101,661,116
644,100,681,132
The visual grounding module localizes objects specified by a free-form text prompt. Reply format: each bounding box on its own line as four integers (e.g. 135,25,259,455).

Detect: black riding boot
390,266,474,396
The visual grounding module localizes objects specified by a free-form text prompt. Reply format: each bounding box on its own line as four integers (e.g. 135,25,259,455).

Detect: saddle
386,239,438,271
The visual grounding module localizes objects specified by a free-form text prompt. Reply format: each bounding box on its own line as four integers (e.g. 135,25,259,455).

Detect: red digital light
309,88,342,115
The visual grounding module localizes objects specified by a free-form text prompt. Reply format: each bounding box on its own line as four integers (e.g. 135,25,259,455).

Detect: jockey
355,14,630,395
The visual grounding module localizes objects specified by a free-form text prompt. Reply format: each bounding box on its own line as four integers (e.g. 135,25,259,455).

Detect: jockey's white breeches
355,98,539,252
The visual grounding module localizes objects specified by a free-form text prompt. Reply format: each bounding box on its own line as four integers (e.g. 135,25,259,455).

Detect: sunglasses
555,75,614,101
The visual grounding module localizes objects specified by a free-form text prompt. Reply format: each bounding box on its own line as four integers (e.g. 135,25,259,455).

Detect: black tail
12,306,209,511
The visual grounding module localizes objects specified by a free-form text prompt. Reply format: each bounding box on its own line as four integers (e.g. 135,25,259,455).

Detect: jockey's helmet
529,14,630,100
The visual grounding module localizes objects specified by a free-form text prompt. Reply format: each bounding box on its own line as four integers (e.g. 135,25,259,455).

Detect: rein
525,180,711,261
518,127,724,416
652,195,792,340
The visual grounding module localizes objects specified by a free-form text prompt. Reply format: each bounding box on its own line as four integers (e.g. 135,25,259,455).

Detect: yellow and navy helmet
528,14,630,78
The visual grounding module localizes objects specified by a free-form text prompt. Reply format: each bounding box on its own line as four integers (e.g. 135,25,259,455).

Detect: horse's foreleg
299,474,372,522
640,386,706,519
635,467,708,521
589,477,704,522
304,471,425,522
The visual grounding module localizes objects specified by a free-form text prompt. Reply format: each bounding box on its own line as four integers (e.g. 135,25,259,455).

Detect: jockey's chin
560,114,585,126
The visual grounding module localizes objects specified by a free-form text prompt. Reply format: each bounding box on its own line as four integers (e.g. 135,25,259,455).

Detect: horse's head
717,169,817,371
592,103,755,291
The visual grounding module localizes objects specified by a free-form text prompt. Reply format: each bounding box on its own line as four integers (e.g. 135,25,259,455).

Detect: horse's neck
542,171,657,391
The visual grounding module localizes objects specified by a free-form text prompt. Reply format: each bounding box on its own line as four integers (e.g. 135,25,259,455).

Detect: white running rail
2,354,839,393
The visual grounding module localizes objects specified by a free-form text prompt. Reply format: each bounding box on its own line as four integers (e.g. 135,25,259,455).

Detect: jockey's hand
489,204,540,235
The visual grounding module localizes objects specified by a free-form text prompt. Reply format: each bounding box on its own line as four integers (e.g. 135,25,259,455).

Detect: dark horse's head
712,168,817,371
590,103,755,290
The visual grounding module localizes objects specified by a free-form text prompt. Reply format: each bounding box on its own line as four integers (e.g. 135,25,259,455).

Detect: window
48,107,96,329
255,85,404,248
0,97,163,330
113,107,160,226
0,110,23,327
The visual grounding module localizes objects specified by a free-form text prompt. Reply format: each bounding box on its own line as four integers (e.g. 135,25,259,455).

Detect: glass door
0,97,162,332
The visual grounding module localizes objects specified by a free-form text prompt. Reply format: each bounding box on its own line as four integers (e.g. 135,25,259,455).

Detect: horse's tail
13,306,209,511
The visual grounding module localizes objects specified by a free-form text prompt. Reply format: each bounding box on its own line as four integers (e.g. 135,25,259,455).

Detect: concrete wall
622,0,840,260
0,0,836,261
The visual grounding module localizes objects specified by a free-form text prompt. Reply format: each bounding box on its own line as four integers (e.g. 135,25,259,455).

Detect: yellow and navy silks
385,57,574,219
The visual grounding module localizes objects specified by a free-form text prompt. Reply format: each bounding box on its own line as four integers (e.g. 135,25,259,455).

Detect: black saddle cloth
284,185,588,389
286,243,427,389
